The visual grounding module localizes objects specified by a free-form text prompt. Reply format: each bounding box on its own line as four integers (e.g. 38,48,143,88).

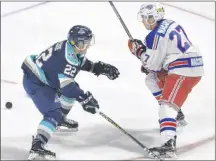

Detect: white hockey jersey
140,19,204,77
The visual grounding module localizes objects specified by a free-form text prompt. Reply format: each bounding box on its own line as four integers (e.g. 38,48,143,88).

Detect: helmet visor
71,34,95,51
137,11,154,22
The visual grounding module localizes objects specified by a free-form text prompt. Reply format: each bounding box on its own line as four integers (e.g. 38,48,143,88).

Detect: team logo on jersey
68,52,79,65
68,52,77,60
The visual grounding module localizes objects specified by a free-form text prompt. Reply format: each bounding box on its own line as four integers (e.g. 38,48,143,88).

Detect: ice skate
176,110,188,127
28,136,56,160
56,117,78,132
149,136,177,159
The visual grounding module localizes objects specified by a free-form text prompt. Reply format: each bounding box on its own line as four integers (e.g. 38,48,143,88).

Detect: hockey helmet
137,3,165,25
67,25,95,51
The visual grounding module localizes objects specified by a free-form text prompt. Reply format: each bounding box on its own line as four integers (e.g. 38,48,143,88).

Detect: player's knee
44,108,63,124
61,82,84,99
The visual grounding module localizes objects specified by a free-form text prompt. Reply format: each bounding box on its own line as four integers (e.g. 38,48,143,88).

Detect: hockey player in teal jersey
21,25,120,160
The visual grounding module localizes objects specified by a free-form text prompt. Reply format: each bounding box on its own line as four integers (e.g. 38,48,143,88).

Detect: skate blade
56,127,78,132
28,152,56,160
165,152,177,160
148,151,177,160
54,127,78,136
177,120,188,127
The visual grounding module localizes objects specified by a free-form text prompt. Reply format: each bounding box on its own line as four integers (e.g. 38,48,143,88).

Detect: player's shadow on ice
51,124,159,157
1,125,159,160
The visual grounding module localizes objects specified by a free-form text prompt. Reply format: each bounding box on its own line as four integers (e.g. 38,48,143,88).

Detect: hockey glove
156,69,168,89
156,68,168,82
92,61,120,80
77,91,99,114
128,39,146,59
141,65,149,75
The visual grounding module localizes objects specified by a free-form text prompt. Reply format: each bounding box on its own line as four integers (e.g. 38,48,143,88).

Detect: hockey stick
109,1,134,40
108,3,161,159
97,110,163,161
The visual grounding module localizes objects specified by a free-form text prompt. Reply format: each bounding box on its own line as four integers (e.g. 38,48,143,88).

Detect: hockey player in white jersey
128,3,204,158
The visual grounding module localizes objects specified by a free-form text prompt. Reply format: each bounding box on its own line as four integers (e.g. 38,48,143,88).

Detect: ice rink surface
1,2,215,160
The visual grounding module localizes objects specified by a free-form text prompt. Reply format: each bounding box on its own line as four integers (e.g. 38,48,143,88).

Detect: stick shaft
98,111,163,160
109,1,134,40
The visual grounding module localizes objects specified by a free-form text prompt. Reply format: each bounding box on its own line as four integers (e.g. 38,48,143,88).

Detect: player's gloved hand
156,69,168,89
128,39,146,59
76,91,99,114
156,68,168,82
92,61,120,80
141,65,149,75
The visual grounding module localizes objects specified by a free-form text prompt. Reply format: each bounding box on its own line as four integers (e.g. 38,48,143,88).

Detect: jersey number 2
35,47,53,68
64,64,77,77
169,25,191,53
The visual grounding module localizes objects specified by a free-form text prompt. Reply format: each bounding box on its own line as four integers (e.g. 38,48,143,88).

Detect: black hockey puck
5,102,12,109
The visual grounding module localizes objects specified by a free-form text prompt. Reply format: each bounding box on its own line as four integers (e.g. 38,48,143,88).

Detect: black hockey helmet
67,25,95,51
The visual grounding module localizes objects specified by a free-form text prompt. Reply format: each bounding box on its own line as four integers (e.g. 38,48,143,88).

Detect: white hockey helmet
137,3,165,25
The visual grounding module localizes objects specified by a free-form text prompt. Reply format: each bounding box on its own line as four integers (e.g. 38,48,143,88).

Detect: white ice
1,2,215,160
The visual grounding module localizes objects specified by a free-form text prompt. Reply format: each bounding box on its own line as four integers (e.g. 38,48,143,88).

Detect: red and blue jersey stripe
168,56,203,70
